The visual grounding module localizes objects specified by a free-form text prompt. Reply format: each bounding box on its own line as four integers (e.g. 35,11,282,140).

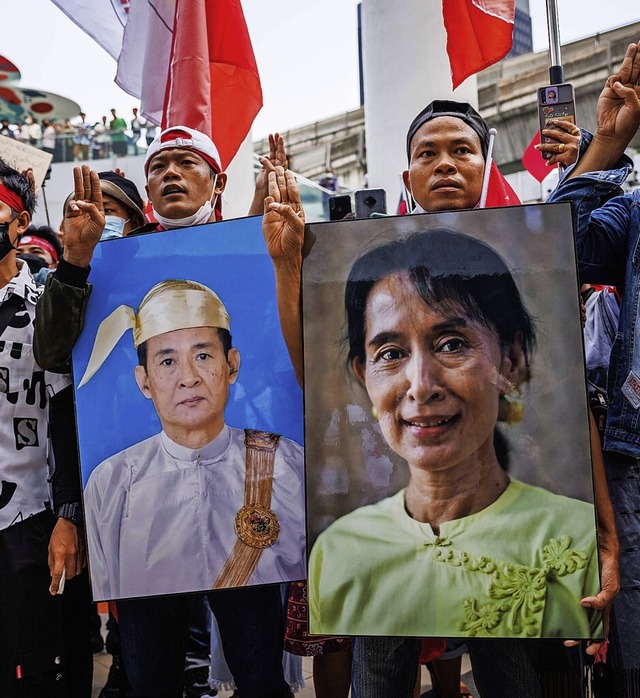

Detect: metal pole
546,0,564,84
40,183,51,227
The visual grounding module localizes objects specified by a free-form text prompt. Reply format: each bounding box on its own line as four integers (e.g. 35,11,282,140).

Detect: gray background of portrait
302,202,594,546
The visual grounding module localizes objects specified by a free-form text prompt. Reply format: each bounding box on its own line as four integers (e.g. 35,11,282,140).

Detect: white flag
51,0,129,60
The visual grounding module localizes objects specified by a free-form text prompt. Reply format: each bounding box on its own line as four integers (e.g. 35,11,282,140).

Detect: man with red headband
17,225,62,270
0,160,89,696
34,127,293,698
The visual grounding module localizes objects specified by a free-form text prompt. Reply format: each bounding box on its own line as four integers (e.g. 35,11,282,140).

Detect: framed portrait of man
73,217,305,601
303,203,602,640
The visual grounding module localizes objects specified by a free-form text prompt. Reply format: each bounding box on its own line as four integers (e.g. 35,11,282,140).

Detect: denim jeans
117,584,290,698
600,452,640,696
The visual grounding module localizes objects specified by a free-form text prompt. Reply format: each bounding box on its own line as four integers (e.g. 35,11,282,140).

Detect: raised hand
62,165,105,268
249,133,289,216
262,166,305,263
593,41,640,147
262,166,306,386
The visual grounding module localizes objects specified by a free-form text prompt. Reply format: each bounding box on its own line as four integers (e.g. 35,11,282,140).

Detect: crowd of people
0,107,156,163
0,33,639,698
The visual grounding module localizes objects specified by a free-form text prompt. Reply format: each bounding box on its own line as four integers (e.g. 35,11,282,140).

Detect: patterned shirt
0,262,71,530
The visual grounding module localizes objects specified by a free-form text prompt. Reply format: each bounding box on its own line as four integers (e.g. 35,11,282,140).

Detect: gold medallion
235,505,280,548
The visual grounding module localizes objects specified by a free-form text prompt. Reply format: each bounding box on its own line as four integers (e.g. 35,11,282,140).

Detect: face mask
0,220,19,261
152,175,219,229
101,216,127,241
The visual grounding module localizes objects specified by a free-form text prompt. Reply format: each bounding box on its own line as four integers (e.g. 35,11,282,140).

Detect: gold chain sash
213,430,281,589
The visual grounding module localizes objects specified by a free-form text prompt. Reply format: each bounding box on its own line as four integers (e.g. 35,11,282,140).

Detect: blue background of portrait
72,217,303,486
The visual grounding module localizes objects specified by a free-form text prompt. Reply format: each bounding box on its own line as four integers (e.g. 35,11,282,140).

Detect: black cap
98,171,145,220
406,100,490,162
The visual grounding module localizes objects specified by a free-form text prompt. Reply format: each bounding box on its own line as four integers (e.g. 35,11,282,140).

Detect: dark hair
345,229,536,367
137,328,232,370
345,229,536,471
0,159,36,216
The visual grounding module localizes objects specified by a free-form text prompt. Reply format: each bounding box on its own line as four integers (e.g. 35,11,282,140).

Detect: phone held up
537,83,577,160
354,189,387,219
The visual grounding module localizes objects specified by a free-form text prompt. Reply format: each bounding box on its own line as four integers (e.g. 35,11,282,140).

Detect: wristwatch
55,502,84,527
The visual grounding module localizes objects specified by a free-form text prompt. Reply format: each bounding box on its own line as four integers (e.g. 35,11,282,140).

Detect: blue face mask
101,216,127,241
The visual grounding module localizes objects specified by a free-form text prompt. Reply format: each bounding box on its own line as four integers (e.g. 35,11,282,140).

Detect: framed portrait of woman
302,202,602,640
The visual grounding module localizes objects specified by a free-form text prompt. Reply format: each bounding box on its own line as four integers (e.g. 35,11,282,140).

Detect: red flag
442,0,515,89
162,0,263,169
522,131,558,183
52,0,262,170
484,160,521,208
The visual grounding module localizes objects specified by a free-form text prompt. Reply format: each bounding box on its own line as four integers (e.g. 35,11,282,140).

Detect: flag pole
545,0,564,84
479,128,497,209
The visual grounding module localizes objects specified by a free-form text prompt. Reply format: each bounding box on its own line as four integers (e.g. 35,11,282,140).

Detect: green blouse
309,479,602,639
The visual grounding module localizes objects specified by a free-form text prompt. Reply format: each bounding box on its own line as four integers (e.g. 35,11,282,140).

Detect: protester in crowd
73,113,92,161
249,134,354,698
145,122,157,146
0,160,90,697
548,39,640,697
41,119,57,156
91,116,110,159
0,119,15,139
34,126,293,698
98,171,146,238
58,120,77,162
109,109,128,157
61,171,146,242
261,99,619,696
318,167,338,219
25,115,41,148
130,107,144,155
17,224,62,283
15,121,28,143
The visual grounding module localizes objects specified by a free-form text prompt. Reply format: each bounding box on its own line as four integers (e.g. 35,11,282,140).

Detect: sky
4,1,640,138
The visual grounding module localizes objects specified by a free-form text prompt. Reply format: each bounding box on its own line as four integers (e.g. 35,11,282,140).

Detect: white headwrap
78,279,230,387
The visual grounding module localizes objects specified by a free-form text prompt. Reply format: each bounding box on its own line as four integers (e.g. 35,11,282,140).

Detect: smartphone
537,83,577,159
354,189,387,219
328,194,352,221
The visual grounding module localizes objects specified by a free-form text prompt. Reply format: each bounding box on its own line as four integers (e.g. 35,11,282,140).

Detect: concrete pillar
360,0,478,211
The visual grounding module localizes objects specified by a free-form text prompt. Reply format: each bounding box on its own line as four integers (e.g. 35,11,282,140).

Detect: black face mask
0,221,19,262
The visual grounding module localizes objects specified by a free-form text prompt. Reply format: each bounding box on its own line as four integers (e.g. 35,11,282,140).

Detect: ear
351,356,367,388
500,331,528,388
214,173,228,196
134,364,152,399
14,210,30,237
401,169,412,197
144,183,150,199
227,348,240,385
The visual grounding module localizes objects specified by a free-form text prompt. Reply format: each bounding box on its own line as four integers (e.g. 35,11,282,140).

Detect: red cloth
162,0,263,169
442,0,515,89
484,160,521,208
52,0,262,170
419,638,447,664
522,130,558,183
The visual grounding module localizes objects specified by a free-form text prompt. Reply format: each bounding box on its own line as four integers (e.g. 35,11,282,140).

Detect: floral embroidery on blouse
425,534,588,636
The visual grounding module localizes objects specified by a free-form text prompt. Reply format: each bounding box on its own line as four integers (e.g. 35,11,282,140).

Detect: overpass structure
255,21,640,206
